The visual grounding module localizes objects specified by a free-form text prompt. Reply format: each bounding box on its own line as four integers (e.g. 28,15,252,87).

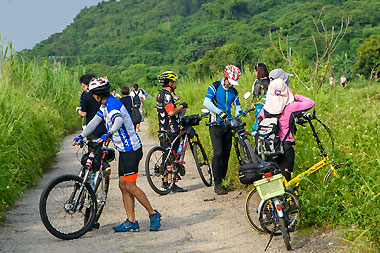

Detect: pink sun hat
263,79,294,114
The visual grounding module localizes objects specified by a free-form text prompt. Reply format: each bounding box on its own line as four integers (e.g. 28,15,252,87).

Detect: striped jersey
96,95,142,152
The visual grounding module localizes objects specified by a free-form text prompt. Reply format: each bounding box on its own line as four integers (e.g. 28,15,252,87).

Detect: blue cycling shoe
113,219,140,232
149,210,161,231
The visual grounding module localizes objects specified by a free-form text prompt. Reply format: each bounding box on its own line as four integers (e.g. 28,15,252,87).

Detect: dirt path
0,122,342,252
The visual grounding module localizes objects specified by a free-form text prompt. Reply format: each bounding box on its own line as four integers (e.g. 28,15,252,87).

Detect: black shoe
214,184,228,195
224,185,235,192
171,184,188,193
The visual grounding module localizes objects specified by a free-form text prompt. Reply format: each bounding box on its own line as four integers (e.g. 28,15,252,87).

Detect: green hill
21,0,380,86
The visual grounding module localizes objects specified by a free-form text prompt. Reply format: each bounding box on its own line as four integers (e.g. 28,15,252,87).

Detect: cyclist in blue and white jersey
203,65,242,195
72,77,161,232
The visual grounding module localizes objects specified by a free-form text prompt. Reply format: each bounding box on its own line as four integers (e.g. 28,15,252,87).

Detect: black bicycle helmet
89,77,110,97
157,71,178,84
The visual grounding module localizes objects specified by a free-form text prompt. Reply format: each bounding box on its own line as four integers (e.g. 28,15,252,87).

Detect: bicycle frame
163,126,202,165
282,117,339,189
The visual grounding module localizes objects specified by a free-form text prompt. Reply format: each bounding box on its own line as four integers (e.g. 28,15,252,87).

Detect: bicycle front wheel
39,174,97,240
237,138,258,164
192,141,212,187
145,146,176,195
90,170,110,226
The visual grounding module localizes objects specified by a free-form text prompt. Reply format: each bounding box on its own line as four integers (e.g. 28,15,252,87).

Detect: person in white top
340,74,347,88
111,89,121,98
130,83,145,131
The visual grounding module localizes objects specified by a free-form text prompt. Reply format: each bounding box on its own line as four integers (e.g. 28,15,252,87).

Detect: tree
352,35,380,79
269,9,350,91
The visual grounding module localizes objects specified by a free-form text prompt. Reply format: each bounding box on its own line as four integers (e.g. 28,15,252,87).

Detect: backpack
255,117,283,158
132,90,141,108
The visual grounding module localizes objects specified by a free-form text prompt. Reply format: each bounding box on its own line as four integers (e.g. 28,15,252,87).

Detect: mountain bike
245,110,343,235
145,112,212,195
39,139,115,240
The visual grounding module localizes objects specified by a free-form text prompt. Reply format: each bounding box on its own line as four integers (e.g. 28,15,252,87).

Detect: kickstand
264,230,275,251
235,184,247,198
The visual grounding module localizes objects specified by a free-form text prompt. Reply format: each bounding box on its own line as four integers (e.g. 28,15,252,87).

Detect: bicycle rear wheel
192,141,212,187
145,146,176,195
245,188,266,234
259,190,300,236
39,174,96,240
279,216,291,250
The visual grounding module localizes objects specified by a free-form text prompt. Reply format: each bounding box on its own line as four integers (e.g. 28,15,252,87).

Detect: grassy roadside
0,46,81,221
144,73,380,251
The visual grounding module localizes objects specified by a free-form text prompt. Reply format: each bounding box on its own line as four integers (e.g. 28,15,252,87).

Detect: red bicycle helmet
224,65,241,86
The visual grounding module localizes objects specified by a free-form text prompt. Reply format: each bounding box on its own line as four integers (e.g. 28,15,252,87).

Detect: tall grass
145,72,380,250
0,44,81,221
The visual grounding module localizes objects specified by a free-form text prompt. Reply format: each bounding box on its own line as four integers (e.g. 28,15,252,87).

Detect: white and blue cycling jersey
204,78,241,122
82,95,141,152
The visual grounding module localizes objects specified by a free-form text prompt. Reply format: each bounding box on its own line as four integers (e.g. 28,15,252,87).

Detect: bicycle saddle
258,161,279,172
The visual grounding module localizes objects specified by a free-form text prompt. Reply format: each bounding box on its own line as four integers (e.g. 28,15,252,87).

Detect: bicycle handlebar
205,107,255,127
74,139,110,148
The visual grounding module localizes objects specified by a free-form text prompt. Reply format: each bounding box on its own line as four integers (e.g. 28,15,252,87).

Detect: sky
0,0,109,52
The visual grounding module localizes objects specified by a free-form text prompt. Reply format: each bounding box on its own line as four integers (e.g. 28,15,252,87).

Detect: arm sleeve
203,97,222,115
293,95,315,111
81,114,103,137
235,104,242,116
109,116,123,133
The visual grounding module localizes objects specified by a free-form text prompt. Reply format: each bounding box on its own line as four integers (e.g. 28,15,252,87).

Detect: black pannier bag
238,162,262,185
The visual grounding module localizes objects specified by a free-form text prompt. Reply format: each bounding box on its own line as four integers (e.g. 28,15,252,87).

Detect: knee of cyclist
213,150,224,158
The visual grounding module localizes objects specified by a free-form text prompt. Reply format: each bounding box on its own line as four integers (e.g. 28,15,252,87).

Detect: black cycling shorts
118,147,143,181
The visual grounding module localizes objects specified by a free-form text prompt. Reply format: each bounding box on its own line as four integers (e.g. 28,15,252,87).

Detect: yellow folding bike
245,110,344,234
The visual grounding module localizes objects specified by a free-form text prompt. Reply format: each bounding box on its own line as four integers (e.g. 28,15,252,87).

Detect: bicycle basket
181,115,200,127
253,174,284,200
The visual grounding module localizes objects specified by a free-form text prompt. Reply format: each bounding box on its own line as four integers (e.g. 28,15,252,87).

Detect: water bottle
91,173,96,189
177,139,184,155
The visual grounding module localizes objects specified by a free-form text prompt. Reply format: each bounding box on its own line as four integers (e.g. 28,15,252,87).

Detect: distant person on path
111,88,122,99
340,74,347,88
76,74,107,140
119,86,133,116
257,79,315,181
130,83,144,132
72,77,161,232
203,65,242,195
329,75,334,85
156,71,188,192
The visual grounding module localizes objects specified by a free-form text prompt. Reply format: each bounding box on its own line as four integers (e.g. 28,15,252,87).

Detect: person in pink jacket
257,79,315,180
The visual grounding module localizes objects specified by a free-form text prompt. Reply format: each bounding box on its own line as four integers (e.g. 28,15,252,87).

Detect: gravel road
0,122,342,252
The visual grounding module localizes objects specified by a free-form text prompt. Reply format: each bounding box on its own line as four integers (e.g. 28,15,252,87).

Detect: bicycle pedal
93,222,100,229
